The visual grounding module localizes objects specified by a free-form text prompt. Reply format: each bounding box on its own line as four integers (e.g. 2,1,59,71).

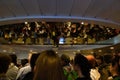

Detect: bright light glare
81,22,84,24
25,22,28,24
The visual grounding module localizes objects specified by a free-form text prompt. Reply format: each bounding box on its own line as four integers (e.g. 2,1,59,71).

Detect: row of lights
2,43,115,55
72,46,115,54
25,21,85,25
98,46,114,53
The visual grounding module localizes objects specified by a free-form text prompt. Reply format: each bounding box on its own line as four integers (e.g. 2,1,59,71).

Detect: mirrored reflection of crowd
0,22,120,45
0,50,120,80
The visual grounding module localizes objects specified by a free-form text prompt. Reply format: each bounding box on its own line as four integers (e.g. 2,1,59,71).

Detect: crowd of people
0,22,119,46
0,49,120,80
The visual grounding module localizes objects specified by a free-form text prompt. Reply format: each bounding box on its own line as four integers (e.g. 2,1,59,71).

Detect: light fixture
3,50,7,52
81,22,84,25
91,52,94,54
25,22,28,24
98,50,102,52
56,52,58,54
110,47,114,50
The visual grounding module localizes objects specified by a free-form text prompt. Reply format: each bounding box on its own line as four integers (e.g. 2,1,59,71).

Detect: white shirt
90,68,101,80
16,64,31,80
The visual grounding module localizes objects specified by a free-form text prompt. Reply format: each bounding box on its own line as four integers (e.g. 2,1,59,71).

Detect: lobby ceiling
0,0,120,28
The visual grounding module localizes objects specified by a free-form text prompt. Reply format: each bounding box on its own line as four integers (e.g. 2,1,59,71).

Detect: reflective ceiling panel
0,0,120,28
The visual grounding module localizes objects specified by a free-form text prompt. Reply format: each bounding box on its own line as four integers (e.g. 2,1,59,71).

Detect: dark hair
9,54,17,66
86,55,96,68
22,53,41,80
60,54,70,66
111,55,120,74
21,59,28,67
30,53,40,71
96,55,104,62
103,55,112,64
33,50,66,80
0,53,11,73
74,53,91,80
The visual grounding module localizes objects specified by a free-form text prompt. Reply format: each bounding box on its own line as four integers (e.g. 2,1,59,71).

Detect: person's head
0,53,11,74
95,55,104,66
103,54,112,64
28,52,37,63
86,55,96,68
21,59,28,67
74,53,91,79
9,54,17,66
115,49,120,56
60,54,70,66
30,53,40,71
33,50,66,80
110,55,120,76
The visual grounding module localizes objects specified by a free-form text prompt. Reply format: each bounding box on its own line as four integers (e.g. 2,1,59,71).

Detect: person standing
0,53,11,80
73,53,92,80
110,55,120,80
33,50,66,80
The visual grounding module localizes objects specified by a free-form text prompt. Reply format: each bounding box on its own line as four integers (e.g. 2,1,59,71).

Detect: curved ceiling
0,0,120,28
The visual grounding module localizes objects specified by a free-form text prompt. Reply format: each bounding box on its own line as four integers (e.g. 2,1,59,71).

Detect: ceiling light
91,52,94,54
25,22,28,24
110,47,114,50
56,52,58,54
81,22,84,25
3,50,7,52
98,50,102,52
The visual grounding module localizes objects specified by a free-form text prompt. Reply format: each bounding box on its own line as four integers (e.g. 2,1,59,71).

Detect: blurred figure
22,53,40,80
96,55,110,80
6,54,19,80
52,28,61,47
61,54,71,71
16,52,34,80
95,55,104,67
74,53,91,80
0,53,11,80
61,54,77,80
33,50,66,80
86,55,100,80
110,55,120,80
21,59,28,67
22,24,31,44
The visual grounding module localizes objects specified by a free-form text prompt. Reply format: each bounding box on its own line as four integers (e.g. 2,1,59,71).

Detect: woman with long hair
74,53,92,80
33,50,66,80
110,55,120,80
